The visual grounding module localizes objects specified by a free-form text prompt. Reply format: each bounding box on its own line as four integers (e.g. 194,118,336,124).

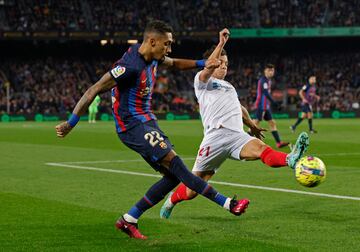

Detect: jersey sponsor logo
139,87,150,97
212,81,232,91
111,66,126,78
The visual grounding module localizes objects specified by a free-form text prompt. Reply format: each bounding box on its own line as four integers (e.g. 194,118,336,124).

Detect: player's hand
249,125,267,140
219,28,230,45
205,58,221,69
55,121,73,138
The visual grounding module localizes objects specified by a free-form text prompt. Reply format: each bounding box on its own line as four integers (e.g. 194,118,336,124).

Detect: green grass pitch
0,119,359,251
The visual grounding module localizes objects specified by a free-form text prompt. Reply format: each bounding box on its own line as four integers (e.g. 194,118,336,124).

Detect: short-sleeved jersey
301,82,317,105
255,76,272,110
109,44,158,133
194,71,243,135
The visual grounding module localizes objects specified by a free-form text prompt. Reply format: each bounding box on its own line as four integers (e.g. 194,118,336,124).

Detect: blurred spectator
1,0,359,31
0,50,359,115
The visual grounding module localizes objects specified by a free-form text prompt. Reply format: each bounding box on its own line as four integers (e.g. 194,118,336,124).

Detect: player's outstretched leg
166,155,250,217
160,192,175,219
160,182,193,219
116,174,180,239
160,187,249,219
287,132,309,169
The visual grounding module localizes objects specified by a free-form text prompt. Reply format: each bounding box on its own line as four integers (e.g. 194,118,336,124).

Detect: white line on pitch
316,152,360,156
49,152,360,165
45,162,360,201
58,157,195,164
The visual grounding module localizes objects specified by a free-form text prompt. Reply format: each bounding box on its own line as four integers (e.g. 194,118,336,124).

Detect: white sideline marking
51,152,360,165
60,157,195,164
45,162,360,202
316,152,360,157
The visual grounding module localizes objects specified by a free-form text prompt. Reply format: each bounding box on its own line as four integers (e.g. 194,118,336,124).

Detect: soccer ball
295,156,326,187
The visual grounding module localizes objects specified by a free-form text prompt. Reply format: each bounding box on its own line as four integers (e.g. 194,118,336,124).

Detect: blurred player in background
55,21,251,240
290,75,320,133
253,64,289,148
88,95,101,123
160,29,309,219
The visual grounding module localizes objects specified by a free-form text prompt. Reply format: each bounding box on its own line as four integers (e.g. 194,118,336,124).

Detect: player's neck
138,44,153,62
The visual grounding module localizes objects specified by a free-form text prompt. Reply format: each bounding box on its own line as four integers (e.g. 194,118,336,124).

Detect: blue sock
169,156,228,207
293,118,303,128
127,174,180,220
308,119,313,131
271,130,281,143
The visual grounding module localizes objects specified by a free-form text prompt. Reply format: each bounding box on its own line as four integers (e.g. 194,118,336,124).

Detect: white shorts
192,127,256,173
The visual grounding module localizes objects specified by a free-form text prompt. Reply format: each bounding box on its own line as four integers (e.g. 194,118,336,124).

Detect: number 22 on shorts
144,131,164,147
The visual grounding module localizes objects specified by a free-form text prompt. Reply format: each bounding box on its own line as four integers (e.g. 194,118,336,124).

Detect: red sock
260,146,288,168
171,183,189,204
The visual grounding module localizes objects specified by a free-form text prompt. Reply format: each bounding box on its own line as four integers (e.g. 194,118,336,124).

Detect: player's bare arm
161,56,199,70
55,72,116,138
241,105,266,140
199,28,229,83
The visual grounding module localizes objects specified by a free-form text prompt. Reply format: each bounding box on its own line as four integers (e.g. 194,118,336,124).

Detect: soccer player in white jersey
160,28,310,219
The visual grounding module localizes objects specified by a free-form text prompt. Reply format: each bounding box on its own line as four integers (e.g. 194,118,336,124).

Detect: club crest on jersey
111,66,126,78
159,141,167,149
139,87,150,97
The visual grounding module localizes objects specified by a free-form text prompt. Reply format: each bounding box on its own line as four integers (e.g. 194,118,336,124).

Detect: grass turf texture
0,119,359,251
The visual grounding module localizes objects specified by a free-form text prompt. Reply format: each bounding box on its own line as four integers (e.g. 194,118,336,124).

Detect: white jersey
194,71,244,135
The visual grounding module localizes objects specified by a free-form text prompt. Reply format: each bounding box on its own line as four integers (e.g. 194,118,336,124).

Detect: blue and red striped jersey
301,82,317,105
109,44,158,133
255,76,272,110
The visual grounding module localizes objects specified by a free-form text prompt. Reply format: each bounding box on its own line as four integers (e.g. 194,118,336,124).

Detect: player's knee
259,142,268,153
241,139,267,159
160,150,177,169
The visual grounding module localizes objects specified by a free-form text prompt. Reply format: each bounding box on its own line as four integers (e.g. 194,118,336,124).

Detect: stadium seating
0,0,359,31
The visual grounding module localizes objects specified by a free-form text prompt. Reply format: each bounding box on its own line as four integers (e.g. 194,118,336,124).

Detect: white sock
123,213,138,223
223,197,232,210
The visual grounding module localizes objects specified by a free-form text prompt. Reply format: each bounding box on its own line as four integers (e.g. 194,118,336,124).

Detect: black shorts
301,104,313,113
255,109,273,121
118,120,173,171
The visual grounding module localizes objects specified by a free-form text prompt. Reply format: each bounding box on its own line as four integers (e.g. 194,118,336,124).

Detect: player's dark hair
264,64,275,69
203,45,227,59
144,20,173,36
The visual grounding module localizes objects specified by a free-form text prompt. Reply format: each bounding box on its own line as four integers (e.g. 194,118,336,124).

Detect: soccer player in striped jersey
253,65,289,148
160,29,309,220
55,21,250,240
290,75,320,133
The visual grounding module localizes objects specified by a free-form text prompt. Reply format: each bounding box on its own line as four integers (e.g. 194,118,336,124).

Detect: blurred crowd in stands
1,51,359,115
1,0,359,31
0,0,359,115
